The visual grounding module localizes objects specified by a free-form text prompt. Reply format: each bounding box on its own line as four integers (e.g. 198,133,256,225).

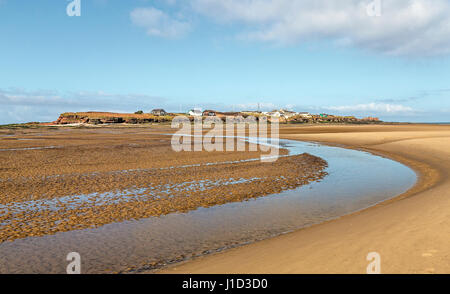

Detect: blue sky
1,0,449,123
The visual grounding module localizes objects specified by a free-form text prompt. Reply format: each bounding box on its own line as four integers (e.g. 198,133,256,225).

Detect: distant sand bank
161,124,450,274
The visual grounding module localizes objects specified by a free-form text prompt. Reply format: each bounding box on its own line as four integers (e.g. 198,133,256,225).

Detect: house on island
265,109,298,118
188,109,203,117
298,112,312,118
151,109,167,116
202,110,217,117
265,110,281,117
279,109,298,118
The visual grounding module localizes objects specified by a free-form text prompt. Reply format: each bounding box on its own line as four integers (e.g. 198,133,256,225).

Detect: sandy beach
161,124,450,274
0,127,327,244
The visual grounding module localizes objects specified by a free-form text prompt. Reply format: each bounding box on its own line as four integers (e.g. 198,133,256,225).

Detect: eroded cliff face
53,112,172,125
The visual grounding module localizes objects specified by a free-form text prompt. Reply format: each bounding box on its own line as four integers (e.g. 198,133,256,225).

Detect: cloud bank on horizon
0,87,440,125
0,88,167,124
132,0,450,56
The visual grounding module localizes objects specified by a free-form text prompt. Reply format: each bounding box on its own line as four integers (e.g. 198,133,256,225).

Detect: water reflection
0,139,416,273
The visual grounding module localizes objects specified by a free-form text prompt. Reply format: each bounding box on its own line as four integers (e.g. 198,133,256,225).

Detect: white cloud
326,102,414,113
130,7,191,38
188,0,450,56
0,88,165,108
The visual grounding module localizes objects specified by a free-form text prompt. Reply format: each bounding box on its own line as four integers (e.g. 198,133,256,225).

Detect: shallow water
0,146,60,151
0,139,416,273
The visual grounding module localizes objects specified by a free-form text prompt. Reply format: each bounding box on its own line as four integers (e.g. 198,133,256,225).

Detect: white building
266,110,282,117
188,108,203,117
280,109,298,118
298,112,312,118
266,109,298,118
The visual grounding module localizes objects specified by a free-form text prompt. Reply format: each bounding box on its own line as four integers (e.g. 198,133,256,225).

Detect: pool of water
0,146,60,151
0,139,417,273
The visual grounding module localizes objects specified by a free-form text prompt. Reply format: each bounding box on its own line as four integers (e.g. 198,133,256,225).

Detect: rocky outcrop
53,112,382,125
54,112,172,125
286,114,381,124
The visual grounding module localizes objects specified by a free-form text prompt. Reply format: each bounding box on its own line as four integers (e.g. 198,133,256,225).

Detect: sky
1,0,450,124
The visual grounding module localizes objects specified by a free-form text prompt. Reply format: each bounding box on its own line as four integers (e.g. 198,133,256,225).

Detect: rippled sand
0,126,327,243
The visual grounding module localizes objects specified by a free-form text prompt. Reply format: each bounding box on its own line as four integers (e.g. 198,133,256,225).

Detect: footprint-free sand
161,124,450,274
0,126,326,243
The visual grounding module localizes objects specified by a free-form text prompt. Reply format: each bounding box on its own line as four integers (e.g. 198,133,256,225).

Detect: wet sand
0,135,416,273
0,126,326,243
161,124,450,274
